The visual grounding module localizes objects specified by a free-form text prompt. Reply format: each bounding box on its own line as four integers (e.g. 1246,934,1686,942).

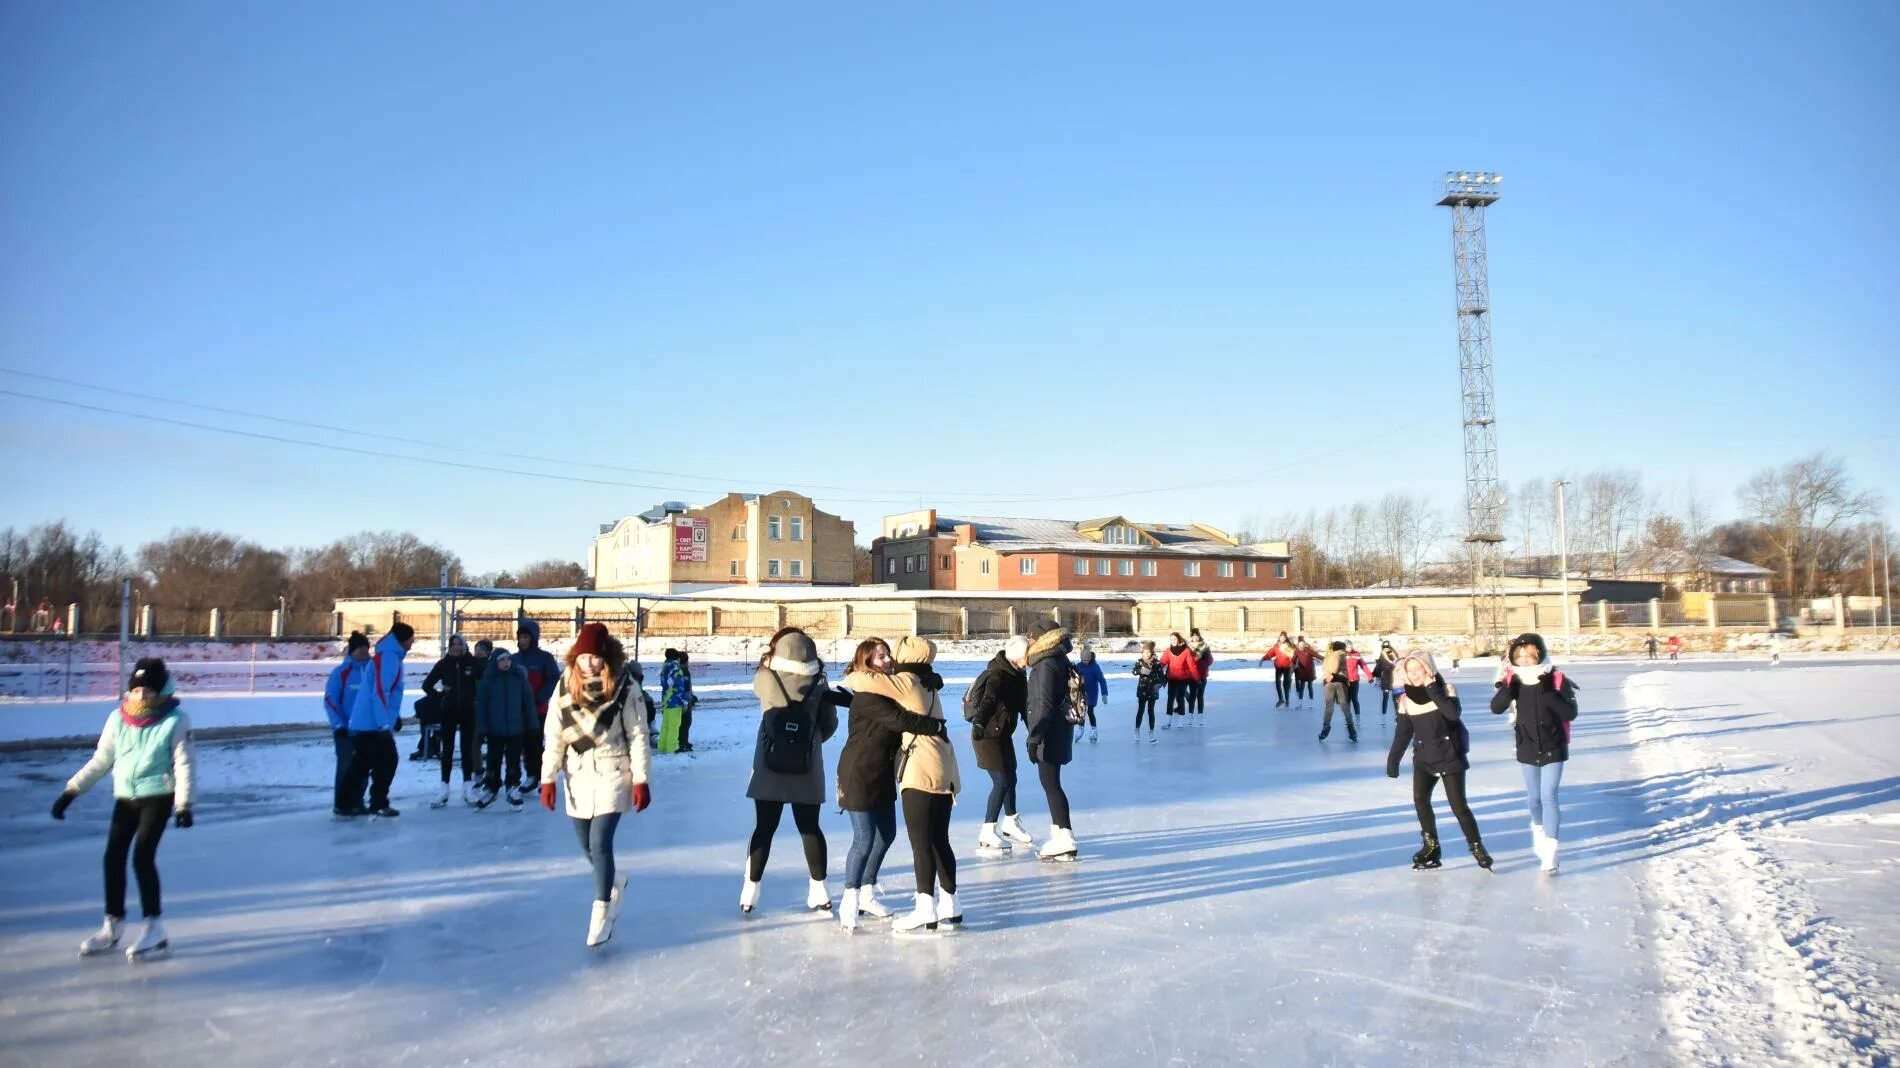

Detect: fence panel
917,605,960,638
785,606,842,639
965,606,1011,637
1356,609,1407,635
847,610,914,640
643,610,705,638
1198,607,1242,635
713,607,777,636
1414,605,1468,633
1101,606,1135,637
1302,607,1350,635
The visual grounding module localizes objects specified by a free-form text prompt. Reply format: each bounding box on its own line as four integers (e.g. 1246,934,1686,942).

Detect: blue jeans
1521,762,1565,839
571,812,622,902
843,804,895,890
984,765,1018,824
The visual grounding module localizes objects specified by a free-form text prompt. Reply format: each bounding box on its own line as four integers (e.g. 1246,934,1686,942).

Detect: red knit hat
572,622,610,659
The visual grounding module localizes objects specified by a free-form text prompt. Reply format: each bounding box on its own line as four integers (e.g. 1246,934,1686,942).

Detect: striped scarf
553,668,635,754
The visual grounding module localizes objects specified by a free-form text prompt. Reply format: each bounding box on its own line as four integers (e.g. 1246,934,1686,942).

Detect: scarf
1402,685,1437,712
554,668,634,755
120,694,177,729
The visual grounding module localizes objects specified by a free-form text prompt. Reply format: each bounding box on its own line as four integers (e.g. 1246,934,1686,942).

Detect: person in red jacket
1158,633,1196,728
1665,634,1683,662
1293,638,1318,703
1345,643,1371,722
1259,633,1297,708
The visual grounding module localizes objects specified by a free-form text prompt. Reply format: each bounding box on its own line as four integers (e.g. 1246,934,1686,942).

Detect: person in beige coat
540,623,651,948
888,636,962,934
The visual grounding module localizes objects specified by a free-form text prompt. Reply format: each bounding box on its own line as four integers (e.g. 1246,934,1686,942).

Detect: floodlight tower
1438,171,1507,653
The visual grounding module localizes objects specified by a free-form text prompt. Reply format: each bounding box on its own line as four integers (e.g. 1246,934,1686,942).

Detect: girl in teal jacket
52,658,196,962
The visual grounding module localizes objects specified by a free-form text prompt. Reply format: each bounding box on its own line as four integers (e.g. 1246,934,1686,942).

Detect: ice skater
1293,638,1318,703
1073,644,1107,743
1386,650,1491,871
511,619,561,796
658,648,697,753
51,658,196,962
1665,634,1682,662
1262,632,1296,708
1024,620,1080,861
1160,632,1194,727
1345,643,1370,723
1490,633,1577,874
340,623,414,819
968,636,1035,852
890,637,962,933
324,632,372,815
1186,628,1213,717
1373,643,1399,717
421,634,483,808
740,627,842,916
540,623,650,947
1131,640,1163,739
474,648,536,808
1318,641,1356,742
837,637,951,929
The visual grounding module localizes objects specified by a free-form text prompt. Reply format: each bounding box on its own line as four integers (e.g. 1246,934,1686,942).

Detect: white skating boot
473,786,497,809
1038,827,1079,862
1540,838,1561,874
586,900,613,947
976,822,1009,853
462,781,482,806
838,888,860,931
937,889,962,926
505,786,524,809
998,813,1034,848
1088,727,1098,743
607,873,629,923
1162,717,1171,730
125,918,169,962
857,885,893,918
807,878,832,913
1074,725,1084,743
1529,820,1546,857
79,915,123,957
893,893,939,935
739,874,762,915
431,782,450,809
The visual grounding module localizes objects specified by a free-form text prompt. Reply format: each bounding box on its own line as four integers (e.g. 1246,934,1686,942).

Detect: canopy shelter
393,586,697,660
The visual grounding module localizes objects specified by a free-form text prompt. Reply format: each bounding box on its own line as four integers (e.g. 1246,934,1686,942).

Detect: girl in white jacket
541,623,651,947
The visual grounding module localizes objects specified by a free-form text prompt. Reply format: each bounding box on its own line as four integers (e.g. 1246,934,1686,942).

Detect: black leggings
105,795,173,919
1039,761,1072,830
901,789,957,894
1189,679,1207,714
342,731,397,810
1296,677,1313,700
1346,681,1361,718
1136,693,1157,730
1379,687,1393,715
439,714,478,783
1165,679,1187,717
748,800,827,882
1413,768,1482,844
1274,666,1292,703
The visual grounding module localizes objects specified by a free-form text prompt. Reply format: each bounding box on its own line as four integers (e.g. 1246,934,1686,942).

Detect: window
887,559,897,576
1274,563,1287,579
980,560,991,575
730,560,740,576
1183,562,1201,578
767,517,782,541
1246,563,1257,578
1020,558,1038,576
789,560,803,578
790,517,804,542
1118,560,1133,576
940,555,952,570
1074,559,1088,575
1217,562,1233,578
905,556,915,573
732,525,745,541
768,559,782,578
1096,559,1110,576
1141,560,1157,577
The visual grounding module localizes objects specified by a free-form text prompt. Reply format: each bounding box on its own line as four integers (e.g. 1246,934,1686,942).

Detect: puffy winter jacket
1188,637,1213,678
1267,641,1296,669
836,670,944,810
745,661,840,806
968,652,1027,772
659,659,693,711
346,634,407,733
1294,645,1317,682
1160,643,1197,681
512,619,561,715
1373,653,1398,691
475,658,538,738
1387,682,1468,776
1075,658,1108,709
1490,666,1579,766
422,653,482,716
543,668,650,819
66,700,195,805
1023,626,1075,767
893,658,959,798
324,657,369,731
1131,656,1165,700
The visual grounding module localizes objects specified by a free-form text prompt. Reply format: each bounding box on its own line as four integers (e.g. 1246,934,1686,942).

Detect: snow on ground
0,658,1895,1066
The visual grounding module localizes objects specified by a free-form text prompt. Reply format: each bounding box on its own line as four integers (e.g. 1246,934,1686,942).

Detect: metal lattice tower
1438,171,1507,653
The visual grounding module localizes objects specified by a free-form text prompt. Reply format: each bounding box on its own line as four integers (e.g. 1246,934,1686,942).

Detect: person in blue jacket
473,648,538,808
512,618,562,791
324,632,373,815
340,623,415,818
1072,645,1108,744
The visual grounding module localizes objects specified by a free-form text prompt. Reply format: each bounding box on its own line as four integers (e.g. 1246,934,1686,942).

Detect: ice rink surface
2,656,1896,1066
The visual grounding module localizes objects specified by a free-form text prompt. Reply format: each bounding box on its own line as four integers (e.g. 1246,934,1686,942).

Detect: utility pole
118,577,131,700
1556,479,1571,654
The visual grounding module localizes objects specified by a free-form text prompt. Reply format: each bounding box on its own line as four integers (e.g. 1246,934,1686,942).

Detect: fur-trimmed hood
1025,623,1072,667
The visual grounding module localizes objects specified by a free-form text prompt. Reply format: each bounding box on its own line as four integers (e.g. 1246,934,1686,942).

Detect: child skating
50,658,196,962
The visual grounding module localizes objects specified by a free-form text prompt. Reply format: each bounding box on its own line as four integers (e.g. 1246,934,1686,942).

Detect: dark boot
1317,726,1330,741
1412,833,1441,870
1470,838,1493,871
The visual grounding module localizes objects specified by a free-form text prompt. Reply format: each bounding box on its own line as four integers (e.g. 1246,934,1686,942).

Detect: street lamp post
1556,479,1572,654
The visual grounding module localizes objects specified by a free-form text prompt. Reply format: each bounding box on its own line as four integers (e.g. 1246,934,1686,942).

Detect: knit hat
128,658,169,695
1398,649,1439,681
1004,635,1031,661
572,622,610,659
768,629,821,676
1078,645,1096,663
1507,632,1549,663
345,631,370,654
1025,618,1060,639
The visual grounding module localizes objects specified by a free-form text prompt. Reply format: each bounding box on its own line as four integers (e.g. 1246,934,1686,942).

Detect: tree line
0,523,587,624
1236,453,1887,601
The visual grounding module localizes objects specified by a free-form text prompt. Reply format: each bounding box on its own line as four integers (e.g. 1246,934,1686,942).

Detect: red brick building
871,510,1293,593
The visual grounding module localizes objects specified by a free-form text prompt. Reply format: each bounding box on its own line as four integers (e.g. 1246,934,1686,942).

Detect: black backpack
761,673,816,775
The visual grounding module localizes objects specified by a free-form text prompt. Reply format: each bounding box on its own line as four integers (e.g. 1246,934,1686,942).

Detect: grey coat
744,665,840,805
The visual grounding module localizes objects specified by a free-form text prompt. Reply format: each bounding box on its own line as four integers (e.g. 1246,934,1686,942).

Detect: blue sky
3,2,1895,572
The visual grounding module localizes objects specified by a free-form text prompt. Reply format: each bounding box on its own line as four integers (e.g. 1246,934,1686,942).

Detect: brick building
872,510,1293,593
591,492,856,593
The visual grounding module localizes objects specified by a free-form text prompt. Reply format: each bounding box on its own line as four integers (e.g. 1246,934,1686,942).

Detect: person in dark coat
1491,632,1579,873
1131,640,1164,738
834,638,946,928
512,619,562,791
1372,643,1399,717
1386,650,1490,871
1023,620,1079,860
421,635,484,807
740,627,842,916
969,635,1032,852
473,649,537,807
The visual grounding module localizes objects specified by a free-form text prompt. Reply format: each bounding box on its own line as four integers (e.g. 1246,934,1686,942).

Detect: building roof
932,515,1290,559
1503,548,1772,580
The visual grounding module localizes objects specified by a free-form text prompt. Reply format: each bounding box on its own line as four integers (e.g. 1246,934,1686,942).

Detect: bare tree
496,559,587,589
1576,469,1647,571
1740,453,1878,598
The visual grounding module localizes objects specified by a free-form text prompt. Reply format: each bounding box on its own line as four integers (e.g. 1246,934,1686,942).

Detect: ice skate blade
1039,852,1079,863
127,943,170,963
79,945,119,959
893,923,939,937
1412,862,1442,870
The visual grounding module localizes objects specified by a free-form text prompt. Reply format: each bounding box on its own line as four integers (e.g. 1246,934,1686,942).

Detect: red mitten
539,783,557,811
632,783,651,812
